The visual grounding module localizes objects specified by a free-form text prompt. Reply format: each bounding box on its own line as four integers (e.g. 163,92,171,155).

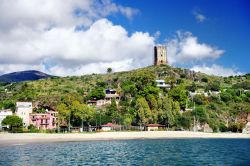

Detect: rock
193,122,213,133
203,123,213,133
242,122,250,134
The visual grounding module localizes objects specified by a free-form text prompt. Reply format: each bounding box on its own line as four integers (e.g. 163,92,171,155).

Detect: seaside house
16,102,33,128
145,124,165,131
29,110,58,130
101,123,121,131
0,109,13,130
101,123,114,131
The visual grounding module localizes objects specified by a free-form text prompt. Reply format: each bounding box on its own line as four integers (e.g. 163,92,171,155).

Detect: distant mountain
0,70,55,83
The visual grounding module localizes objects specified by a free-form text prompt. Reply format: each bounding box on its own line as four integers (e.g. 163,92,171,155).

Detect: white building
16,102,33,128
156,80,171,88
0,109,13,129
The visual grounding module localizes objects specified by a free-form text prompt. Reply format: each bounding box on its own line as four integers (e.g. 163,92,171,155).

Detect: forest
0,65,249,132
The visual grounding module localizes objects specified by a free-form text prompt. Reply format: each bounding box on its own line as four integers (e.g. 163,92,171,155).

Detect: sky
0,0,249,76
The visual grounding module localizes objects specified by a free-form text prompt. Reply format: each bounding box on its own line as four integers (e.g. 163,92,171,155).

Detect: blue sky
0,0,249,76
110,0,250,73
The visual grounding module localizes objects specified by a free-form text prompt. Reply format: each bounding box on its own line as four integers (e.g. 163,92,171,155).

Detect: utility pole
193,116,196,132
68,114,71,133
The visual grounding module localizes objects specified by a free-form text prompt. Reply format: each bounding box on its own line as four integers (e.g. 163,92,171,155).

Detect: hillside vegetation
0,65,250,132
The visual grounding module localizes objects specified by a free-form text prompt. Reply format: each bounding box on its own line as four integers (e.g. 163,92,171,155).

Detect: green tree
206,80,221,91
168,85,187,109
121,81,137,97
233,80,250,90
165,76,176,88
1,115,23,132
220,92,232,102
192,107,208,124
177,114,191,130
130,71,156,90
106,98,119,123
72,101,93,130
0,100,15,112
57,103,71,131
107,67,112,74
88,87,105,100
193,94,208,105
135,97,151,126
201,77,208,83
187,82,197,92
138,85,160,98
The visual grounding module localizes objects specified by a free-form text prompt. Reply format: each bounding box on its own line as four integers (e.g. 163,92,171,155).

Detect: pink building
30,111,58,130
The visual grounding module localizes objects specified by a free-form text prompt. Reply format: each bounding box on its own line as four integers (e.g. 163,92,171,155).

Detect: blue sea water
0,139,250,166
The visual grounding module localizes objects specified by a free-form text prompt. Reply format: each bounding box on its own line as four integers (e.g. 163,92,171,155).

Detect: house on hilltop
87,89,120,107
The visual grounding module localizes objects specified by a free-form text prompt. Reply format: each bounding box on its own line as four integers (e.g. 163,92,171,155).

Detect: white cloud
0,18,154,76
191,64,243,76
118,6,139,20
154,31,161,40
193,10,206,23
49,59,134,76
0,0,138,31
166,31,224,64
0,0,155,76
0,64,45,75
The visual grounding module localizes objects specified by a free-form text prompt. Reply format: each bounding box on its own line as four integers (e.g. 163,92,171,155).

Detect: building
87,100,97,106
145,124,165,131
16,102,33,128
154,45,167,66
96,99,106,107
156,80,171,88
29,110,58,130
0,109,13,130
105,89,120,104
101,123,121,131
87,89,120,107
101,123,114,131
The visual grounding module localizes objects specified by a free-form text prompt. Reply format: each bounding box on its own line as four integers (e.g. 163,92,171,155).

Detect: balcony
40,121,49,125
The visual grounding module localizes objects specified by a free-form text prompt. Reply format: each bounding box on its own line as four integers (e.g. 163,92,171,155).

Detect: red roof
146,124,165,127
101,123,113,127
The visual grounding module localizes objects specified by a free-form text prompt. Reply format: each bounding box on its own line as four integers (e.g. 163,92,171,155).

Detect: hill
0,70,54,83
0,65,249,132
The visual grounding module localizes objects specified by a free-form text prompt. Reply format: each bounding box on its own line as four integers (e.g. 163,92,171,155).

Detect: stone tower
154,45,167,66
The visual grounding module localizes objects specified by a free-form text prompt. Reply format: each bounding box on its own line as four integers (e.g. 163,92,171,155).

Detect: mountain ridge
0,70,55,83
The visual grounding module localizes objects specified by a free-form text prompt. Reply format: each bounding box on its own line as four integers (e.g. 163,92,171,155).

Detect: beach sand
0,131,249,146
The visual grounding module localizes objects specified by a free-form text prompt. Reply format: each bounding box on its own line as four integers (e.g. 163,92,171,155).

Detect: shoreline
0,131,249,146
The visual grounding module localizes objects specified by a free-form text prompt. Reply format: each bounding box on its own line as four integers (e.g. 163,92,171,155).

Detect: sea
0,139,250,166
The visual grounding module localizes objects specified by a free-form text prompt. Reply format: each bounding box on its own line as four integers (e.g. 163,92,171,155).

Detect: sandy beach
0,131,249,146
